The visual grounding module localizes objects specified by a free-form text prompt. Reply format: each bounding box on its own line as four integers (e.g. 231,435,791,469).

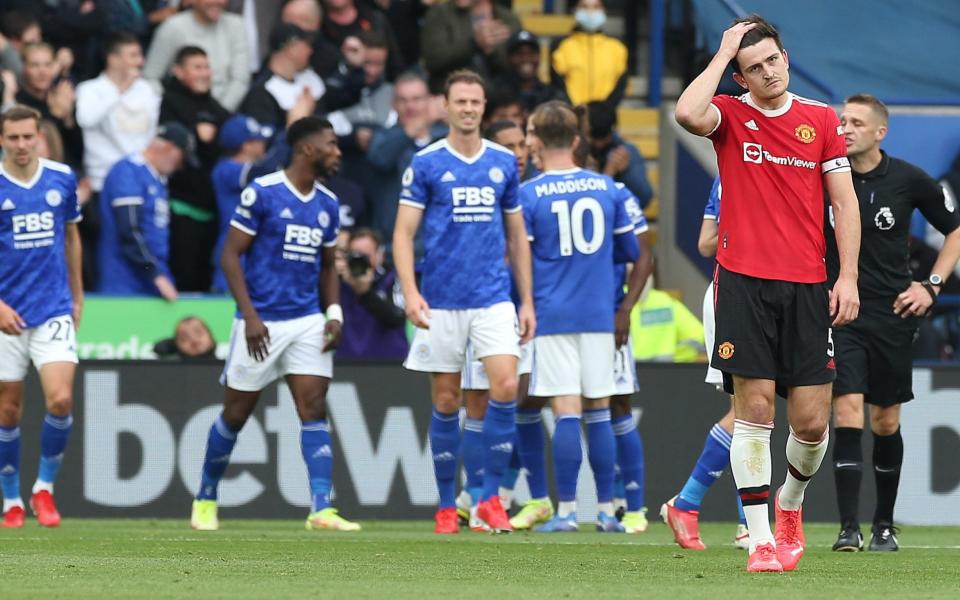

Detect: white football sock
730,419,774,552
779,428,828,510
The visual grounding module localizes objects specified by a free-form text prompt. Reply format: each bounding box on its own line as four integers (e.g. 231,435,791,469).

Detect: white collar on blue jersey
281,170,316,203
543,167,582,175
743,92,794,117
442,139,488,165
0,161,44,189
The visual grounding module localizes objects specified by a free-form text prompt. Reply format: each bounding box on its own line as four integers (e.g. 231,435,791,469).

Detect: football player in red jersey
675,14,861,573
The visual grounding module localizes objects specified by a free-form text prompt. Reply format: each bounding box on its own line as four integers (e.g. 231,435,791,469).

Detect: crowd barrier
18,362,960,524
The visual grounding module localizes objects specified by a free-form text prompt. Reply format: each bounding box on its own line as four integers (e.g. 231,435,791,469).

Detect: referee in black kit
825,94,960,552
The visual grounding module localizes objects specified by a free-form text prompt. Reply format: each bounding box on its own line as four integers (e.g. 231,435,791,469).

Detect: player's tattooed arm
64,223,84,329
393,204,431,329
222,226,270,361
504,211,536,343
320,246,342,352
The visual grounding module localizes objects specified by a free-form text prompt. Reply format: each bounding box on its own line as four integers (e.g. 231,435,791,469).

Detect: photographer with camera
336,227,409,360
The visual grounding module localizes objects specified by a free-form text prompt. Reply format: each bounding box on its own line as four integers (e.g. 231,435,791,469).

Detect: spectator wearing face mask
551,0,628,108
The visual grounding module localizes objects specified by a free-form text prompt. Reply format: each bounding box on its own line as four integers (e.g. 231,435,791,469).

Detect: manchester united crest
795,124,817,144
718,341,735,359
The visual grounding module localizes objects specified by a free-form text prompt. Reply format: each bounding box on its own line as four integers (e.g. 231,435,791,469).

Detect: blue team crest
488,167,504,184
402,167,414,187
45,189,62,207
318,210,330,228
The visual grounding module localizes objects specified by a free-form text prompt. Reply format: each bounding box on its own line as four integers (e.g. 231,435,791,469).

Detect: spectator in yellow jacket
551,0,628,107
630,278,705,362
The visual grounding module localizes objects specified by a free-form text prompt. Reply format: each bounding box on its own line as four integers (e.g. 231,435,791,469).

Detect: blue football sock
196,414,240,500
37,413,73,486
613,470,626,499
430,409,461,509
736,492,747,525
481,399,516,501
675,423,732,512
585,408,616,505
516,408,548,499
612,413,645,511
553,415,583,503
0,426,21,502
462,417,484,504
301,420,334,512
500,443,521,490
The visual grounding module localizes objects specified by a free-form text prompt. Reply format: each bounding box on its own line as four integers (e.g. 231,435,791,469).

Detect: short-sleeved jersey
708,93,850,283
230,170,340,321
0,159,80,327
614,182,649,309
825,151,960,299
399,139,520,309
522,168,635,335
98,154,171,294
704,176,721,220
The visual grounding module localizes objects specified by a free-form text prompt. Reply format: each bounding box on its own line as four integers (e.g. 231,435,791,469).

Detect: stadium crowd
0,0,649,304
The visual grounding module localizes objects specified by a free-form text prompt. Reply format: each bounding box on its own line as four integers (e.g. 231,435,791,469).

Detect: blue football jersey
522,168,637,335
704,176,721,221
211,158,248,292
0,159,80,327
230,170,340,321
613,182,650,309
98,154,171,295
399,139,520,309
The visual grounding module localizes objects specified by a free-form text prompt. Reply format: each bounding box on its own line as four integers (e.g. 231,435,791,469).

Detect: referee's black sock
833,427,863,529
872,427,904,526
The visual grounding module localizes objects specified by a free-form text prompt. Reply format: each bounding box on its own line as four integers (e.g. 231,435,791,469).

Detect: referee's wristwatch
921,273,943,303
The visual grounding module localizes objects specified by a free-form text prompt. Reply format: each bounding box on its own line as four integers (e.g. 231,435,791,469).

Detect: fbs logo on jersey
874,206,895,230
12,211,56,250
717,341,735,360
282,224,325,263
451,187,496,223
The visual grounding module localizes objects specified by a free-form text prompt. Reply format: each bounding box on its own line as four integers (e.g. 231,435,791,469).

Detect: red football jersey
707,93,849,283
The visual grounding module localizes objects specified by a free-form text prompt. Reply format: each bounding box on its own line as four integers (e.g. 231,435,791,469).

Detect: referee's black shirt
825,151,960,299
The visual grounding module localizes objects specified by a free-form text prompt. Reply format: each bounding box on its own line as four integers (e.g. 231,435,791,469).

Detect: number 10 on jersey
551,198,604,256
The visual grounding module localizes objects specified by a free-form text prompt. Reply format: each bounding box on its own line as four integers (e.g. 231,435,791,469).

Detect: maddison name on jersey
533,176,610,197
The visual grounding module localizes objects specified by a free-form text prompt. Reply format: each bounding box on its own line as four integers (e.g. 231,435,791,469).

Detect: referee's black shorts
832,296,917,407
711,264,835,397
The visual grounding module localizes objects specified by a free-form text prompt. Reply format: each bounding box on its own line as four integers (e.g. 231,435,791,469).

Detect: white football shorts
613,334,639,396
529,332,616,398
404,302,520,373
703,282,723,388
461,338,533,391
220,312,333,392
0,314,77,381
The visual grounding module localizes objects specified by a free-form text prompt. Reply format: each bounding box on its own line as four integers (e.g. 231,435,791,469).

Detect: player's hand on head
614,307,630,348
404,292,431,329
322,319,342,352
244,316,270,361
154,275,178,302
0,301,26,336
893,281,934,318
830,277,860,326
718,21,758,60
517,302,536,344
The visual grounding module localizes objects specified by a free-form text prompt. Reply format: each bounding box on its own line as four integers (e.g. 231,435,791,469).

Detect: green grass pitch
2,520,958,599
